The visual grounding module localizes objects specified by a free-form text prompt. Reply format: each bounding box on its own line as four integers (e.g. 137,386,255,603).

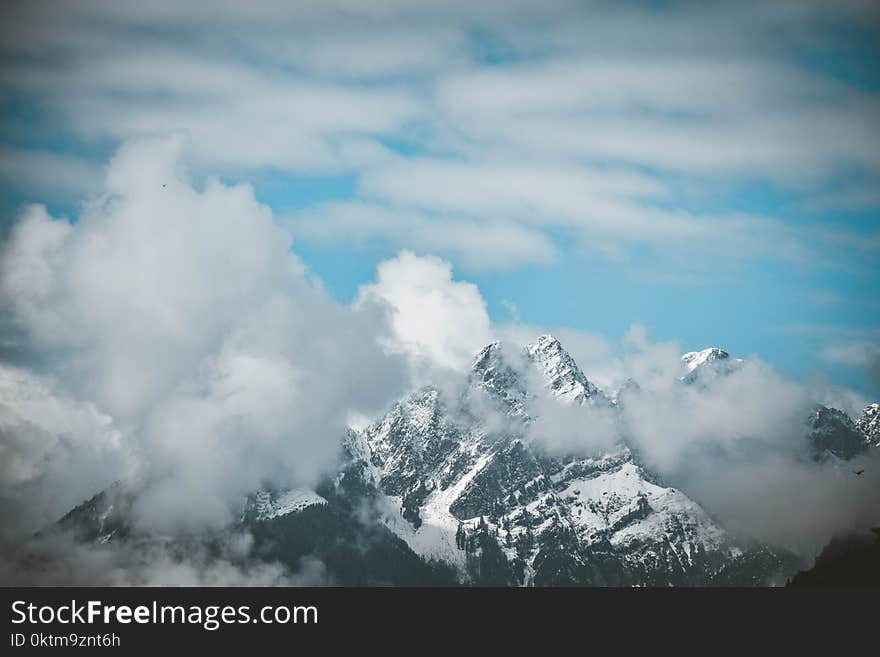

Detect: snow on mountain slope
682,348,731,372
250,489,327,521
857,403,880,447
353,336,790,585
380,450,496,570
681,347,743,385
558,461,724,550
52,335,848,586
525,334,604,405
469,341,529,416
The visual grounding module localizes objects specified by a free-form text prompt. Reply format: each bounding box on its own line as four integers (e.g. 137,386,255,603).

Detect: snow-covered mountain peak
680,347,743,385
249,489,327,522
365,386,450,458
472,340,503,367
525,334,603,405
50,332,805,587
469,340,528,413
682,347,730,372
530,333,563,352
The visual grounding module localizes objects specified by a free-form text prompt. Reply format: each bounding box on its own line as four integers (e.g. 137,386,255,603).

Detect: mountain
681,349,873,461
808,405,872,461
526,334,606,405
680,347,743,385
349,336,793,585
49,464,458,586
857,403,880,448
788,528,880,587
35,336,878,586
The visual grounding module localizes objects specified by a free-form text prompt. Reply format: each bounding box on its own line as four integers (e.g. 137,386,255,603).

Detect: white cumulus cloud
0,136,407,536
357,250,493,374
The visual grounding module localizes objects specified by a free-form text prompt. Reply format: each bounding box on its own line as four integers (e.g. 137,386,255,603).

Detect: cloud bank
0,137,408,540
484,328,880,555
1,1,879,273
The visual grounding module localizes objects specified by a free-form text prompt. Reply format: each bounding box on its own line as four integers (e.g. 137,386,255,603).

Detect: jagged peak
859,402,880,420
471,340,504,370
809,403,855,425
681,347,730,372
680,347,744,386
394,385,442,416
525,334,602,403
808,403,871,460
468,340,529,414
856,403,880,447
527,336,572,368
532,333,562,349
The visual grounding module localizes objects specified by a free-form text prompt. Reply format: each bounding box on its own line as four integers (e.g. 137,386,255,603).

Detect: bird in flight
854,469,865,476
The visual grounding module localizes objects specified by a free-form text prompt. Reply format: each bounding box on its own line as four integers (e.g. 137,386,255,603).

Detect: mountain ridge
29,335,879,586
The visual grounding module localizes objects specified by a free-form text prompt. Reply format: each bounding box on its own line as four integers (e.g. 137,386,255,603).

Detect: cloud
0,141,877,571
279,27,469,79
676,450,880,555
1,15,421,175
1,0,879,580
356,161,667,223
0,529,329,586
823,341,880,386
583,328,880,555
496,323,616,387
290,201,556,270
439,68,880,180
524,390,620,458
620,358,812,472
0,364,132,543
475,322,880,555
0,147,103,206
2,1,879,273
357,250,493,374
0,136,407,537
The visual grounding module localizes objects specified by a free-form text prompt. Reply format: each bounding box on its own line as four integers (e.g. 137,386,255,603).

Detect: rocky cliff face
345,336,797,585
857,403,880,448
808,405,872,461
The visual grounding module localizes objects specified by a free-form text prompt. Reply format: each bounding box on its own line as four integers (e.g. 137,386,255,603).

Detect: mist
0,528,330,586
456,326,880,558
0,137,409,542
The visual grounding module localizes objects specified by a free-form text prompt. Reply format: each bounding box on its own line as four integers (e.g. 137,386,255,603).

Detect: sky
0,1,878,399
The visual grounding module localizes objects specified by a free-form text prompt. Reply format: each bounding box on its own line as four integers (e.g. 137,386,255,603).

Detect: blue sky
1,0,879,400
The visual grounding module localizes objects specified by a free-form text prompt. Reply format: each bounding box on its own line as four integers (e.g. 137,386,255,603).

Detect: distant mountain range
37,336,880,586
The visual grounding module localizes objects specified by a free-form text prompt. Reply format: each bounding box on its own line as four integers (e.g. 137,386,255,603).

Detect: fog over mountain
0,140,877,585
0,139,409,541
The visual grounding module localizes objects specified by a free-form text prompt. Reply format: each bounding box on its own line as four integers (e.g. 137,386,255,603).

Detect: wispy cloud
823,341,880,385
2,1,879,271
